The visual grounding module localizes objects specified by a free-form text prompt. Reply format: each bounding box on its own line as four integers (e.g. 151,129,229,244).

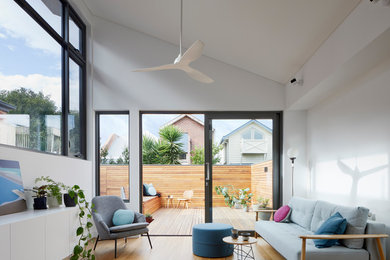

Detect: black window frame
4,0,88,159
95,111,130,202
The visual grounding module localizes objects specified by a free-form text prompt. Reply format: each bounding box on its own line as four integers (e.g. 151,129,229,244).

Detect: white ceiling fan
134,0,214,84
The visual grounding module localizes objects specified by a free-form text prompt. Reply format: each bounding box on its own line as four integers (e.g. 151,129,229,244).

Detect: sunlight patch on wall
312,154,388,200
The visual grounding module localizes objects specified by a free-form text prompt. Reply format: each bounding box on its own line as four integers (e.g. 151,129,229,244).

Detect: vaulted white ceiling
83,0,360,84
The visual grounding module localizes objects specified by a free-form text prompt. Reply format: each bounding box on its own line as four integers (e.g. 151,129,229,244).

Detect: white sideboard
0,207,80,260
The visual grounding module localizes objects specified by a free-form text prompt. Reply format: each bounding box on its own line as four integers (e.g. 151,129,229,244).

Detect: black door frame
139,111,283,225
204,111,283,223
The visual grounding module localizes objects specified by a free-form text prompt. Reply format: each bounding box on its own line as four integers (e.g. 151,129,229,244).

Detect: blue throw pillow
314,212,347,248
147,183,157,196
143,183,150,196
112,209,135,226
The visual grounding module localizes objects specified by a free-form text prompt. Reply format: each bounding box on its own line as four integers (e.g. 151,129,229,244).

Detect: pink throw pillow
274,205,291,223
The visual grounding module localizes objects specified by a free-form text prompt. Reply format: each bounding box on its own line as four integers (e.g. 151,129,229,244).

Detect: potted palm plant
33,185,48,210
256,197,272,220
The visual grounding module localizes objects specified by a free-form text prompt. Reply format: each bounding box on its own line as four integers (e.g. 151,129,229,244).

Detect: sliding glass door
204,112,282,225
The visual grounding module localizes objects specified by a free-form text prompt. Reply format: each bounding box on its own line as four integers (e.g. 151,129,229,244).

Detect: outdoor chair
177,190,194,209
92,196,152,258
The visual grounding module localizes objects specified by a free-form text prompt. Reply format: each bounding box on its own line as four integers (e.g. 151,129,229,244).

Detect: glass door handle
206,162,210,181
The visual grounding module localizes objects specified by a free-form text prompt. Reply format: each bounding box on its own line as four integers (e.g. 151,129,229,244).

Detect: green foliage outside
215,185,253,208
142,125,184,165
100,146,130,165
190,144,223,165
0,88,59,151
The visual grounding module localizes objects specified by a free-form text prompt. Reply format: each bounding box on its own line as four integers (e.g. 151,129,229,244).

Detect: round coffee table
223,236,257,260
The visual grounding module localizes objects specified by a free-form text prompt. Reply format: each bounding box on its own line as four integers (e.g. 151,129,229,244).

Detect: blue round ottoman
192,223,234,258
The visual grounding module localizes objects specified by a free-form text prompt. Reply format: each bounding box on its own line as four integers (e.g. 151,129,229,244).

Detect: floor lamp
287,148,299,197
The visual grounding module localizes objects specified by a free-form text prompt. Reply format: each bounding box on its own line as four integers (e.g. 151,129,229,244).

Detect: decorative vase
24,189,35,210
258,208,272,220
241,232,251,241
234,202,242,209
33,197,47,210
64,193,77,207
47,196,60,208
243,206,249,212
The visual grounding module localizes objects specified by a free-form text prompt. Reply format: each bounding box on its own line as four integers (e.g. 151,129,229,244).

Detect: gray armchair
92,196,152,258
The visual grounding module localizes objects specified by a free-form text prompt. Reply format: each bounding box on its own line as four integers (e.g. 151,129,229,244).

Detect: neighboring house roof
102,133,128,159
161,114,204,128
0,100,16,113
220,120,272,144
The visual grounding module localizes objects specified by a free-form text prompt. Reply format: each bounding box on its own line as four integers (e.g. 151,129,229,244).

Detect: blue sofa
255,197,387,260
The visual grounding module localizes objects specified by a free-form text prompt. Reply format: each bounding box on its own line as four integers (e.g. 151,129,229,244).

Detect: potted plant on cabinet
61,184,77,207
145,213,154,223
255,197,272,220
35,176,64,208
33,185,48,210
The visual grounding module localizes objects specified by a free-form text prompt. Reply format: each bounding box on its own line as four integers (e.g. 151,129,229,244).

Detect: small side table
165,197,173,208
223,236,257,260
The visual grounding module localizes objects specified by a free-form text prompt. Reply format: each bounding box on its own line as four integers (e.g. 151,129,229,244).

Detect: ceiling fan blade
182,66,214,83
180,40,204,64
134,63,177,72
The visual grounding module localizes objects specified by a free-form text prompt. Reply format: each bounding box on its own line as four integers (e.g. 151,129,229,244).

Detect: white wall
283,111,308,203
92,16,285,210
0,146,93,200
306,56,390,226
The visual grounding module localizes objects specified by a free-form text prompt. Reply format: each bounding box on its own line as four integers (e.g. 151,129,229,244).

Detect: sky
0,0,80,112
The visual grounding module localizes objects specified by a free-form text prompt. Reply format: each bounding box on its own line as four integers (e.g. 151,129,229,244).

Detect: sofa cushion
255,221,369,260
274,205,291,223
314,212,347,248
310,200,369,249
110,222,149,233
289,197,317,230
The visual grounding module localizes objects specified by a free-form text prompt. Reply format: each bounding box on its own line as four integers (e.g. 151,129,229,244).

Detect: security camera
290,78,303,86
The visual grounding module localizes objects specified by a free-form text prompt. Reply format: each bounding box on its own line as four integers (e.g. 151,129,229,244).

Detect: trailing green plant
215,185,238,208
35,176,64,204
237,188,253,208
215,186,253,208
256,197,270,208
63,184,95,260
145,213,152,218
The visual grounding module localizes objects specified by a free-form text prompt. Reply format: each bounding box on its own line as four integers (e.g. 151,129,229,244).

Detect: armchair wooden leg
125,237,127,243
93,235,99,250
375,237,385,260
146,232,153,249
115,239,117,258
301,238,306,260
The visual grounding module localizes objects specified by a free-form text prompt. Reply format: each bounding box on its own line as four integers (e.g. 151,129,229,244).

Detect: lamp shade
287,148,299,159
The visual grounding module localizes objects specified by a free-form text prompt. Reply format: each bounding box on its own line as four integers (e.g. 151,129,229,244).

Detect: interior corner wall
283,110,308,204
91,16,285,211
306,56,390,226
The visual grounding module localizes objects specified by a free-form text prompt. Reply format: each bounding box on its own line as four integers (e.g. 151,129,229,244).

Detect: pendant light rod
179,0,183,56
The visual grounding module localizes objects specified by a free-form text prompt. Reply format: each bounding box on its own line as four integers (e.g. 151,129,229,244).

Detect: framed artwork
0,159,26,216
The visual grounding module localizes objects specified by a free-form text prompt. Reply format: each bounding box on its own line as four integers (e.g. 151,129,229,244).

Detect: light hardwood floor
149,207,256,235
93,236,285,260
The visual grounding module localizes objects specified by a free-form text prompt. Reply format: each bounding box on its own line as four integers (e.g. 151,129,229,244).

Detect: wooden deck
148,207,256,235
